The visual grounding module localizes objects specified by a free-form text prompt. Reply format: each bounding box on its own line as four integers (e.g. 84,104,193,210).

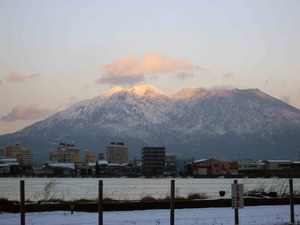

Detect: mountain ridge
1,85,300,161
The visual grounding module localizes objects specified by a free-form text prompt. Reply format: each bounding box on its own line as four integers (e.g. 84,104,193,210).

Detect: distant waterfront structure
49,143,80,163
142,147,166,176
107,142,128,163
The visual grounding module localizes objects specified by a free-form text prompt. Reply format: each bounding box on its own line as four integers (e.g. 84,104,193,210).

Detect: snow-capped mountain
1,85,300,161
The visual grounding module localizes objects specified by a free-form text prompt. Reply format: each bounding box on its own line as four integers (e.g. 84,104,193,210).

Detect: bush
187,193,208,200
141,196,156,201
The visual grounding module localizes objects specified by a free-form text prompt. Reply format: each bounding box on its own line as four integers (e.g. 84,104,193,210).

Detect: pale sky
0,0,300,135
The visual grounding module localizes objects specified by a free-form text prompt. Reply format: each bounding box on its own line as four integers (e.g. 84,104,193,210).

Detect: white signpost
231,183,244,209
232,180,244,225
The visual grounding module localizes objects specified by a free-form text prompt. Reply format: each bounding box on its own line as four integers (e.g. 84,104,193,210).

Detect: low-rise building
193,158,238,176
264,160,292,171
0,158,19,175
264,160,293,177
238,159,265,176
44,162,75,175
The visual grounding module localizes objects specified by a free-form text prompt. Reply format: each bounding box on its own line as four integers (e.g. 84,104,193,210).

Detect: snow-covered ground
1,205,299,225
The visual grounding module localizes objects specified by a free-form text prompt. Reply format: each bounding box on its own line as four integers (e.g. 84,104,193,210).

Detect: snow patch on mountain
128,85,166,97
103,86,124,96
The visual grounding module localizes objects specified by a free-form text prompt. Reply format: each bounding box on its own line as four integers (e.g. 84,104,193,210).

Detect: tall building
84,149,96,162
142,147,165,176
107,142,128,163
17,149,34,166
0,148,5,159
49,143,80,162
5,142,23,158
4,143,34,166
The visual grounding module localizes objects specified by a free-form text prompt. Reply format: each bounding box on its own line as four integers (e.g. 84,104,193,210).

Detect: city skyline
1,1,300,135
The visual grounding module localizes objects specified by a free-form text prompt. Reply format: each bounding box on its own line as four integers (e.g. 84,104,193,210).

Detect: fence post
98,180,103,225
290,178,295,224
170,179,175,225
234,180,239,225
20,180,25,225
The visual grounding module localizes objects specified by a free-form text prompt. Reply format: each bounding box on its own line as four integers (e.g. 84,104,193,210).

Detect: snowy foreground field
1,205,299,225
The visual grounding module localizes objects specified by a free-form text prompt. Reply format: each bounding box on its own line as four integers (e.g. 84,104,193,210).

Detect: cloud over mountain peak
96,53,202,85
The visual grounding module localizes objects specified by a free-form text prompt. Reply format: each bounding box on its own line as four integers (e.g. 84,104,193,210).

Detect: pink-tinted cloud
174,72,195,80
0,104,53,121
97,53,203,85
5,73,41,83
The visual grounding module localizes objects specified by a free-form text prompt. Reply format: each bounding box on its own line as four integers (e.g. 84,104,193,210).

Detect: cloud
174,72,195,80
0,79,2,85
96,53,202,85
5,73,41,83
0,95,81,122
0,104,53,121
223,72,234,79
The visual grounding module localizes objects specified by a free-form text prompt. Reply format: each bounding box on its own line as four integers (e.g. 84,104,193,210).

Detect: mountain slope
1,85,300,161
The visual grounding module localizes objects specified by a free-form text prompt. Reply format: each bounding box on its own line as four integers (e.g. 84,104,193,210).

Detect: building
142,147,165,176
264,160,292,171
0,158,19,175
49,143,80,163
263,160,293,177
5,142,23,158
107,142,128,163
0,148,5,159
84,149,96,162
238,159,265,176
99,153,105,160
44,162,75,175
165,155,177,163
193,158,238,176
17,149,34,166
3,143,34,166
